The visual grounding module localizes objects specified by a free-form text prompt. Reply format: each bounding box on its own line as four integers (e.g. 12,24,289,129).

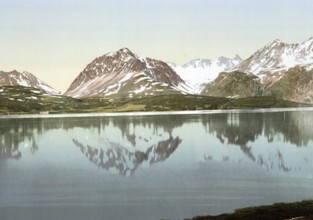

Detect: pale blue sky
1,0,313,92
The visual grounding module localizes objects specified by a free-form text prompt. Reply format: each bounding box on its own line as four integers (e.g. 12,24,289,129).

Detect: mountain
234,37,313,85
3,37,313,107
265,66,313,103
201,66,313,103
201,71,263,98
201,37,313,103
0,70,59,94
65,48,193,98
168,55,242,93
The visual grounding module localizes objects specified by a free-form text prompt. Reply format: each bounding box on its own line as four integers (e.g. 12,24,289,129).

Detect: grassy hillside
201,68,313,104
201,71,264,98
0,86,311,115
104,94,309,112
0,86,85,114
265,66,313,103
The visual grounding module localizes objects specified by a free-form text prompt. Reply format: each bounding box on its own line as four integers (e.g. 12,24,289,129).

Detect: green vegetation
220,96,309,109
190,200,313,220
265,66,313,103
201,71,263,98
0,86,86,114
0,86,311,115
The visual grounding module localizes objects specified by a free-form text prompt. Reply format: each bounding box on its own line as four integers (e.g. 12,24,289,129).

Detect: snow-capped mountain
168,55,242,93
234,37,313,85
65,48,193,98
0,70,59,94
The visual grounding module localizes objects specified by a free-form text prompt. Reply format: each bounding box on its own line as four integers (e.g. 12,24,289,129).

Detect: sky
1,0,313,92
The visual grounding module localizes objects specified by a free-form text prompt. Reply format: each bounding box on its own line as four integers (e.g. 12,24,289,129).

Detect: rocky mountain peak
233,54,243,63
182,59,213,68
234,37,313,85
217,56,229,63
65,48,191,98
264,39,286,52
118,47,134,55
272,38,282,44
0,70,59,94
299,37,313,56
107,47,137,59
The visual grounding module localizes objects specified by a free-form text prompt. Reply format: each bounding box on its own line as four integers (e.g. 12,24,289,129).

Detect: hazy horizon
1,0,313,92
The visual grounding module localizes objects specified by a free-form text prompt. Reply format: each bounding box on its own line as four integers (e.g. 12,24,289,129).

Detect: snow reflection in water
0,109,313,220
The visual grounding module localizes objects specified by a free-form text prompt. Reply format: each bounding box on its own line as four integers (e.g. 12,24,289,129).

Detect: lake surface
1,109,313,220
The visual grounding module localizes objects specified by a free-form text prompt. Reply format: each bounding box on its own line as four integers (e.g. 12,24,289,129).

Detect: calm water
1,109,313,220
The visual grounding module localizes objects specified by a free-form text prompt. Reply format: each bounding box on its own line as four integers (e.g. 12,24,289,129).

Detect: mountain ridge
0,70,60,94
233,37,313,85
168,55,242,93
65,48,194,98
1,36,313,105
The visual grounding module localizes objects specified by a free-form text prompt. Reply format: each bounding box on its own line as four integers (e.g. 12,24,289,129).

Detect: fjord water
1,110,313,220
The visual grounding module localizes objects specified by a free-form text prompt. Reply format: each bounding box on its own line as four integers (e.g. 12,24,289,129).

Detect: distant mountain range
1,37,313,104
168,55,242,93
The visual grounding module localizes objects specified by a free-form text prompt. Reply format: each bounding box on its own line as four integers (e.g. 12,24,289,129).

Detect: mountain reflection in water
1,110,313,220
72,135,181,176
201,111,313,173
0,111,313,176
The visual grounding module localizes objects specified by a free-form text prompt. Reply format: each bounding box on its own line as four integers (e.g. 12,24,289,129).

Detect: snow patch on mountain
65,48,195,98
0,70,60,94
168,55,242,93
234,37,313,83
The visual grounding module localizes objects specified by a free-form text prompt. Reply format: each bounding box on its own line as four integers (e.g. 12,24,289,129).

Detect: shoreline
1,107,313,119
189,200,313,220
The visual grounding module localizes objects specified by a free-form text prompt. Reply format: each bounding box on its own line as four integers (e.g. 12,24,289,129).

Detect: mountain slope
201,66,313,103
203,37,313,103
234,37,313,85
201,71,263,98
0,70,59,94
65,48,193,98
265,66,313,103
168,55,242,93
